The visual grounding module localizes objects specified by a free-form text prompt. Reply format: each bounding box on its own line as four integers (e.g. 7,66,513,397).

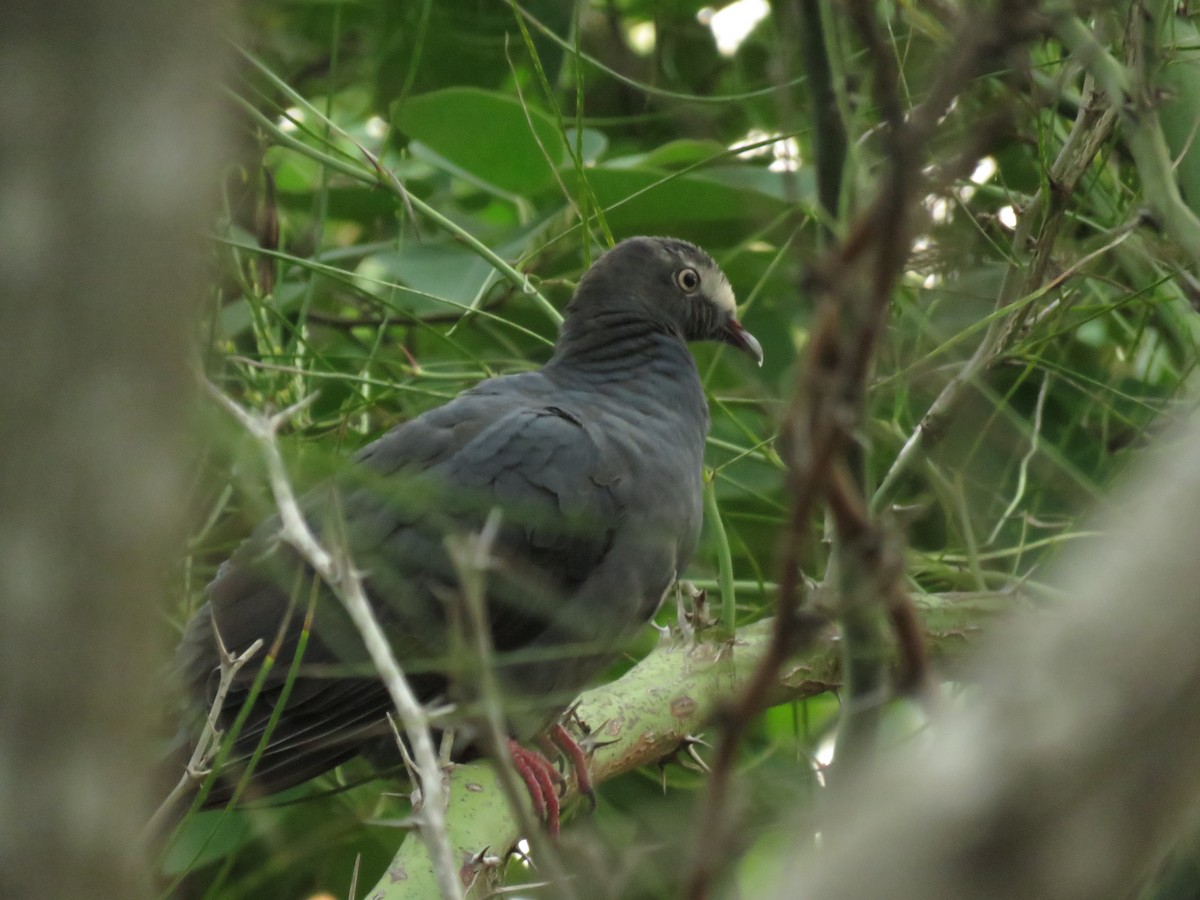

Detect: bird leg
506,739,562,835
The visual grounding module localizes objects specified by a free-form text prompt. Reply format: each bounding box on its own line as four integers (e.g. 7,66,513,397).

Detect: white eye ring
675,267,700,293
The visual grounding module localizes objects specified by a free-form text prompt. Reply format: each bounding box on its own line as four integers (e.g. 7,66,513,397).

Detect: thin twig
143,636,264,840
987,371,1052,545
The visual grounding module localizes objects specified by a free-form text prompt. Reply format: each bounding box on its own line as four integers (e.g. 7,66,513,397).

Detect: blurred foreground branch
684,5,1042,895
776,406,1200,899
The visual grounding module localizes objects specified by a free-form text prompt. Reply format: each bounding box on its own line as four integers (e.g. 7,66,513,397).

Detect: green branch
1052,9,1200,267
367,591,1021,898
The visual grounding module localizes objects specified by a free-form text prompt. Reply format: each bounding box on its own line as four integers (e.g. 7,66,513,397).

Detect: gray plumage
175,236,762,804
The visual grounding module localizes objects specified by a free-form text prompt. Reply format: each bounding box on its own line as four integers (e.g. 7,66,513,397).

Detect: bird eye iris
675,267,700,293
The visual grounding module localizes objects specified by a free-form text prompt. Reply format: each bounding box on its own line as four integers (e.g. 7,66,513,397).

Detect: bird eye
675,267,700,293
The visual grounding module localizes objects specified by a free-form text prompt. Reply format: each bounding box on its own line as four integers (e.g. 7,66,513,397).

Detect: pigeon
173,235,762,829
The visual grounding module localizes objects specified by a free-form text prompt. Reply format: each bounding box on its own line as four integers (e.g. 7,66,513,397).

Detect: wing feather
180,382,623,804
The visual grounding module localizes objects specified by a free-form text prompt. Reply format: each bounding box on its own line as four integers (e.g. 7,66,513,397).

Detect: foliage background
163,1,1200,898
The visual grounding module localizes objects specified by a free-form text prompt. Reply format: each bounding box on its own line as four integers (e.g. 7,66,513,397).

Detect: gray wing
176,381,625,802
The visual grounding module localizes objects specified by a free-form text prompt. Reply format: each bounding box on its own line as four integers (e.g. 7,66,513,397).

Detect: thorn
438,728,457,767
386,713,422,796
366,814,422,831
682,748,712,774
675,584,695,645
507,842,533,868
231,637,263,667
576,723,620,755
467,845,493,867
268,392,320,431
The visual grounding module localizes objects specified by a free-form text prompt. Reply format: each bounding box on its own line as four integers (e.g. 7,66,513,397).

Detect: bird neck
544,312,710,445
548,310,692,382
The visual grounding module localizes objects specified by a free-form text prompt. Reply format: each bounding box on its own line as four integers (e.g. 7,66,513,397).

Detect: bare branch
144,636,264,840
873,73,1120,511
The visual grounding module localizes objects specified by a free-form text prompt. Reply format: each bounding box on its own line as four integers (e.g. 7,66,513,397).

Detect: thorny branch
144,636,264,840
682,4,1044,897
368,591,1010,898
206,384,466,900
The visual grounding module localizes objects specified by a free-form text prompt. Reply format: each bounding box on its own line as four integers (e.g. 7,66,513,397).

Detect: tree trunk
0,2,226,896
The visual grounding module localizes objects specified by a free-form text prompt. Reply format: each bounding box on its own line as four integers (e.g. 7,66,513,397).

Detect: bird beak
720,319,764,367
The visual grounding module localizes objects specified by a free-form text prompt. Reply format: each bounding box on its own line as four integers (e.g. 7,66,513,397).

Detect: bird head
566,236,763,366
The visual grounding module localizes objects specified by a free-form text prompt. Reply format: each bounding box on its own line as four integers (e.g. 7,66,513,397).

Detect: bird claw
549,722,596,811
507,739,562,835
680,583,717,635
506,717,601,835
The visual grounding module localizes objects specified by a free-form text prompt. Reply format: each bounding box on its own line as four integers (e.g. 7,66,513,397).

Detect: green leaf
560,165,791,232
357,242,493,315
604,140,729,172
393,87,604,196
275,186,400,221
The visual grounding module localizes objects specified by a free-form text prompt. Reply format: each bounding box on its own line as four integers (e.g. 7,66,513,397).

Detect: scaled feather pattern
175,236,763,806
